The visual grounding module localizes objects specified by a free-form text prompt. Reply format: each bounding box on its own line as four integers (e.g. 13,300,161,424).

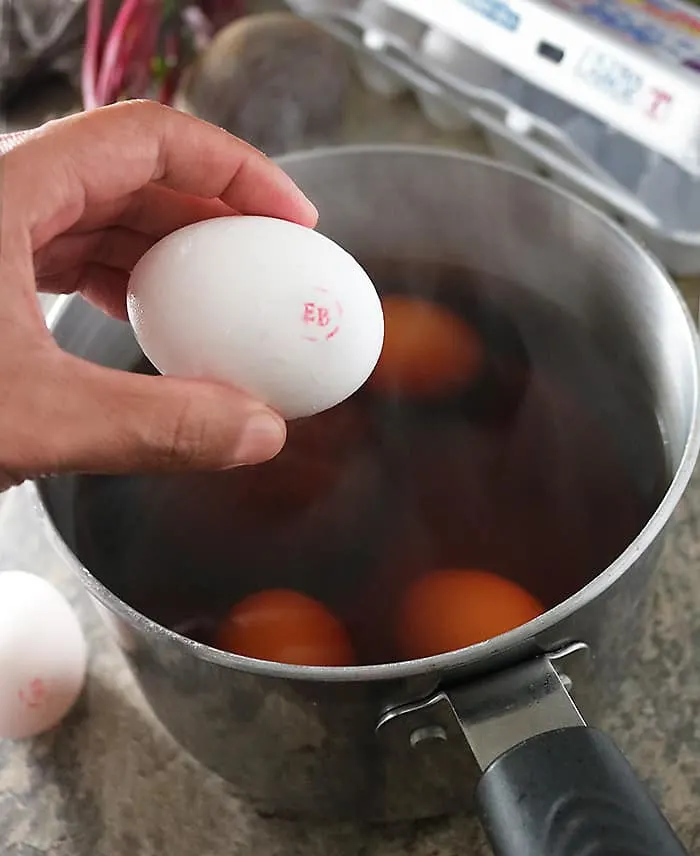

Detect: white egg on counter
0,571,88,740
126,216,385,419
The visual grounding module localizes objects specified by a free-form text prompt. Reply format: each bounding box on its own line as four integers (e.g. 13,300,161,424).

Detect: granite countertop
2,48,700,856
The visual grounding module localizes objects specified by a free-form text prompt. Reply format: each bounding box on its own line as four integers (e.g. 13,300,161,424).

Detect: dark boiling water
72,260,669,665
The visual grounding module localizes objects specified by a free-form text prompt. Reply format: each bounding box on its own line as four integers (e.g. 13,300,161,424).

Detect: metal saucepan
33,147,700,855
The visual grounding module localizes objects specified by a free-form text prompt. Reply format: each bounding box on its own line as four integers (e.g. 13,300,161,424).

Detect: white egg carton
285,0,700,275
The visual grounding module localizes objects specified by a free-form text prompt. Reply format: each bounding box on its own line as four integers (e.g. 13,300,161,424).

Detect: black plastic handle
475,726,688,856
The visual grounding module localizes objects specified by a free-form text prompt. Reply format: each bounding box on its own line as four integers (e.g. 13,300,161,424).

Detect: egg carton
285,0,700,275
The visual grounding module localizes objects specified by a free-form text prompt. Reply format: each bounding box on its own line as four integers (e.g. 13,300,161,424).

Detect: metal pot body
36,147,700,823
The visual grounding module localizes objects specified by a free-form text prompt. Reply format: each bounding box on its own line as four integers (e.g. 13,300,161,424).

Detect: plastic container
286,0,700,275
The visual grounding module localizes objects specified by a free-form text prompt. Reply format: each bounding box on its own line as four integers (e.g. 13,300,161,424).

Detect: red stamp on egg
18,677,47,709
301,288,342,342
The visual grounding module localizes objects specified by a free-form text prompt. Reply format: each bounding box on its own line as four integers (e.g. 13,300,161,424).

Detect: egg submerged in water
126,216,385,419
396,568,545,660
367,294,485,399
215,588,356,667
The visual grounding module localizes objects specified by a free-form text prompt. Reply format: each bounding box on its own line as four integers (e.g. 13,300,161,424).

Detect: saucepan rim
30,143,700,684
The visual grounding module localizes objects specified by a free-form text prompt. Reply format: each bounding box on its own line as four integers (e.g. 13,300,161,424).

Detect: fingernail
299,193,319,223
274,170,319,225
232,411,286,466
291,191,319,226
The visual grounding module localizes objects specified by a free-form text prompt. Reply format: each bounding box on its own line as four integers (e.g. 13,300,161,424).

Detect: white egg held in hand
126,216,385,419
0,571,87,740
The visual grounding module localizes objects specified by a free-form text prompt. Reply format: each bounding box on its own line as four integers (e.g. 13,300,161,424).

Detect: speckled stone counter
3,43,700,854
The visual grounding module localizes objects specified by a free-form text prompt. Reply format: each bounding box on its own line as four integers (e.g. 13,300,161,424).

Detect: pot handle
377,650,688,856
476,725,688,856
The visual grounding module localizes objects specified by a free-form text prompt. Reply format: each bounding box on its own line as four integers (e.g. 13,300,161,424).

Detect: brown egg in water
395,568,545,660
215,588,356,666
367,295,485,398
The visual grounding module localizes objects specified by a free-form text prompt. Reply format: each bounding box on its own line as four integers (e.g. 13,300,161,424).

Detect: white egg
127,216,385,419
0,571,88,740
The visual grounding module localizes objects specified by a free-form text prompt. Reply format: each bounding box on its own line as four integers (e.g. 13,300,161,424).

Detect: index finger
3,100,318,249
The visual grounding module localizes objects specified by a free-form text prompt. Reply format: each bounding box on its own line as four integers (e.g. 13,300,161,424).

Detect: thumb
12,353,287,478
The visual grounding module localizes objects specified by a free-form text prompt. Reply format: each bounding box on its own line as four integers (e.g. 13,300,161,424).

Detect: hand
0,100,318,492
